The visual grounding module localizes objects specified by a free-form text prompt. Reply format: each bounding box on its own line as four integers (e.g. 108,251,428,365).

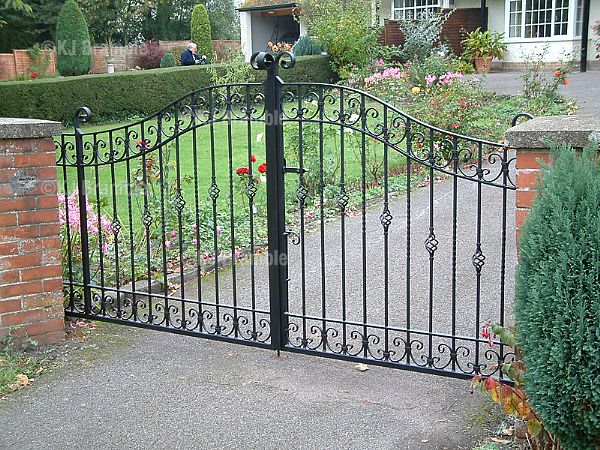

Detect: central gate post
253,52,293,351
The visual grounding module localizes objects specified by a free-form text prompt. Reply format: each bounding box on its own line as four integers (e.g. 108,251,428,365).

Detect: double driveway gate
57,52,517,380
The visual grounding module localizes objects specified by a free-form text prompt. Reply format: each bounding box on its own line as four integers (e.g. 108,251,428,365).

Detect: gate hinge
283,166,309,175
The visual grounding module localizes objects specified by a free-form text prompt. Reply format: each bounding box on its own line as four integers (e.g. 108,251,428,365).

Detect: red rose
258,163,267,174
251,154,257,163
554,70,562,77
236,167,249,175
562,78,569,86
30,72,39,79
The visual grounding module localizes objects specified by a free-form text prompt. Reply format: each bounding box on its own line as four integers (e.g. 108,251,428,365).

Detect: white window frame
504,0,580,40
392,0,440,20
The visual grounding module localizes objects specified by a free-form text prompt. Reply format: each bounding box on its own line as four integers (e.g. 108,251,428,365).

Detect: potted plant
461,28,507,74
106,36,115,74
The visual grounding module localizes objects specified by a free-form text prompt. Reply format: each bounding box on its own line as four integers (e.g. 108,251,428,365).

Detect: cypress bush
292,35,323,56
515,142,600,450
160,52,177,68
191,4,213,63
55,0,92,76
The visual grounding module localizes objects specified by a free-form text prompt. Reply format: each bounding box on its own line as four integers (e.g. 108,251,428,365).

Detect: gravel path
0,161,515,449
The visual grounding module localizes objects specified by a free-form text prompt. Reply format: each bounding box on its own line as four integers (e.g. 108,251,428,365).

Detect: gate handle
283,166,309,175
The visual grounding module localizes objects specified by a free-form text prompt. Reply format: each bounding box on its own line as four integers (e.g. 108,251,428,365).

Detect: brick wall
515,150,550,239
0,119,65,345
0,40,241,80
0,49,56,80
505,115,600,245
380,8,484,55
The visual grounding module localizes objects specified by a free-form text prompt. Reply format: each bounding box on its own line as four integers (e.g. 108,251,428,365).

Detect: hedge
0,55,334,124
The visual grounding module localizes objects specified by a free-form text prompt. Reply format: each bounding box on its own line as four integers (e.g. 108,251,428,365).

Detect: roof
238,0,297,12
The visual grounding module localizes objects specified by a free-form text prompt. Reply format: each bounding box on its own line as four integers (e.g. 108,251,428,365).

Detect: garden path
0,164,516,449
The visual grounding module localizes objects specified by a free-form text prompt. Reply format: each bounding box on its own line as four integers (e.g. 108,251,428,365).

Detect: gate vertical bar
74,107,93,315
261,54,289,351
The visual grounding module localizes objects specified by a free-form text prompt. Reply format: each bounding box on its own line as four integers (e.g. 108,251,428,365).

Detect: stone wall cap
0,118,62,139
505,114,600,149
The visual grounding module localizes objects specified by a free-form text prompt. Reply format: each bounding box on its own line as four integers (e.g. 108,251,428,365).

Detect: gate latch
282,159,309,175
283,166,309,175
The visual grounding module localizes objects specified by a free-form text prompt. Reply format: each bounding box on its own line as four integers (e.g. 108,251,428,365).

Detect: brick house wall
379,8,485,56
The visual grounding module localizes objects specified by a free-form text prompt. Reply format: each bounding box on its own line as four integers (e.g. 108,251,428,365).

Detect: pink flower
193,224,198,232
101,216,112,234
375,59,385,68
425,75,437,85
216,225,222,235
170,230,177,238
165,240,172,249
101,242,108,254
203,252,211,260
235,249,242,259
192,238,198,246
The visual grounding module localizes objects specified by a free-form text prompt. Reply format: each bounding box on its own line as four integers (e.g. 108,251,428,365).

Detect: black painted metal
57,51,518,380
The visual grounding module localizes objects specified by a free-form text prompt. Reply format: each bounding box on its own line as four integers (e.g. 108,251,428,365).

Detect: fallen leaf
354,363,369,372
15,374,29,387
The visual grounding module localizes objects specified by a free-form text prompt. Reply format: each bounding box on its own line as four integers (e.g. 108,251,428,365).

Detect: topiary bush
0,55,333,123
191,4,213,63
160,52,176,68
515,142,600,450
55,0,92,76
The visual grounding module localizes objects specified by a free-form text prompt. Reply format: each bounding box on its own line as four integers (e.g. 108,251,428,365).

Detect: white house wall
487,0,600,64
240,11,253,62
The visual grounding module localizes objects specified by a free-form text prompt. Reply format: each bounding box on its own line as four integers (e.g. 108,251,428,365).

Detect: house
239,0,599,70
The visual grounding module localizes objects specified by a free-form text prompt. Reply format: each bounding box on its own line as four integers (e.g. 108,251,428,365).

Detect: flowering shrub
472,323,559,448
521,46,577,114
58,189,116,286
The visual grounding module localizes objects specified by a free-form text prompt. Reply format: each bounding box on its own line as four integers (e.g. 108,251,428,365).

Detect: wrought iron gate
57,52,516,380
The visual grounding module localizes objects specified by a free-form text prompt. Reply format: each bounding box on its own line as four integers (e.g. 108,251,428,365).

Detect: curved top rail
283,82,509,149
62,82,263,137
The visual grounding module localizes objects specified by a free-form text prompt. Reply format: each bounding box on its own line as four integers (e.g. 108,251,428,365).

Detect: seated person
180,43,207,66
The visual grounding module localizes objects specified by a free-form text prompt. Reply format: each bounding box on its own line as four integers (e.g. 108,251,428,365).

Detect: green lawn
57,115,411,286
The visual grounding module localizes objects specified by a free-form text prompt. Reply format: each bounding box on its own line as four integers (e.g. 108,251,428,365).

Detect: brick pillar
0,118,65,345
506,114,600,241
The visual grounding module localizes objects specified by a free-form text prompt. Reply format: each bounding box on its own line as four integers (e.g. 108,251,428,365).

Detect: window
508,0,571,38
392,0,439,20
575,0,582,35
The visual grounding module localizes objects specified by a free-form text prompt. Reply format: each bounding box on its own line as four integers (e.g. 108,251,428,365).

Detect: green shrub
171,45,187,66
0,55,333,124
292,35,323,56
191,4,213,63
160,52,177,68
515,142,600,450
298,0,380,77
55,0,92,76
398,11,451,63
